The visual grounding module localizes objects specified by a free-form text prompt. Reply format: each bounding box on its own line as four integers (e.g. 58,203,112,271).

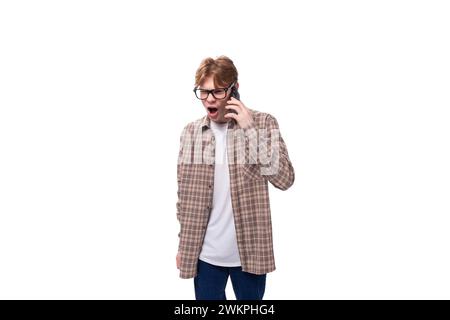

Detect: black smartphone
231,86,240,100
227,86,240,114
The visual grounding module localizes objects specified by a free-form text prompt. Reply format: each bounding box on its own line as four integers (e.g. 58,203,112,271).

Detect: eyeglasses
193,82,235,100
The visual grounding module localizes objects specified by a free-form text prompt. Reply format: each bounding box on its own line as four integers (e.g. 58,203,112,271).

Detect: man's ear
235,82,239,90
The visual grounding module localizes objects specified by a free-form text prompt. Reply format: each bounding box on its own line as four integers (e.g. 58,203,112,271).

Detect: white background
0,0,449,299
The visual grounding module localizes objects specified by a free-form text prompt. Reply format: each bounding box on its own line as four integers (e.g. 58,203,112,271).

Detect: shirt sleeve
244,114,295,190
176,125,187,238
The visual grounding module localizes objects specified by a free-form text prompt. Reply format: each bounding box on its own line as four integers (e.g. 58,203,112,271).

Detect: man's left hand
224,97,255,129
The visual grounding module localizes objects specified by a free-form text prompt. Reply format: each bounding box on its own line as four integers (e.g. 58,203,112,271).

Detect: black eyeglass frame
193,81,236,100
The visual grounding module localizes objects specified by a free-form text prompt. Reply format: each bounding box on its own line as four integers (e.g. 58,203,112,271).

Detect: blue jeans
194,259,267,300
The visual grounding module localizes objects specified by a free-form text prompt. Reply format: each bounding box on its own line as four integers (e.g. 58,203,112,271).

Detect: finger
227,102,247,116
225,104,241,113
227,98,246,111
224,112,238,120
227,98,242,106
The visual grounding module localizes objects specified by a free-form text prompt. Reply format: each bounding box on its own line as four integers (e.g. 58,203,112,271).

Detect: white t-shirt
199,120,242,267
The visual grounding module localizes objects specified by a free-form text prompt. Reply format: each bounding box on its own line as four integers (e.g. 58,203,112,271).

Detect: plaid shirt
176,109,295,279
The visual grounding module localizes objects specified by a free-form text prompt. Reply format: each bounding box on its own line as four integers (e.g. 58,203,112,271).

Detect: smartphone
231,86,240,100
227,86,240,114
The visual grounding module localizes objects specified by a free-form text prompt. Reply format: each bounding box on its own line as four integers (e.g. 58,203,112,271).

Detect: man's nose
206,93,216,103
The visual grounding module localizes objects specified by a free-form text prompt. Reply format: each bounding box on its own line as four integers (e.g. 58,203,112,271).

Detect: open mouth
207,107,219,117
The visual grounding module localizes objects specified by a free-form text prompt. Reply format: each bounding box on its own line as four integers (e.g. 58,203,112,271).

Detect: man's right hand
176,252,181,269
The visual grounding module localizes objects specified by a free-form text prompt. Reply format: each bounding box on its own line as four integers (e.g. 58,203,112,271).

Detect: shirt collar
201,115,238,131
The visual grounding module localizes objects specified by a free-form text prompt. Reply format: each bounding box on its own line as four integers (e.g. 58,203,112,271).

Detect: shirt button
208,184,212,189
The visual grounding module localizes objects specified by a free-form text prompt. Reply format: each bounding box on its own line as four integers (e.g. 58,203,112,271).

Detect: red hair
194,55,238,88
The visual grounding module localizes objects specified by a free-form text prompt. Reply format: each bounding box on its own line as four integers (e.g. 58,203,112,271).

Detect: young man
176,56,295,300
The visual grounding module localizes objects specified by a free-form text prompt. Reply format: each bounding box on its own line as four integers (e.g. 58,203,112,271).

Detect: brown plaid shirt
176,109,295,279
